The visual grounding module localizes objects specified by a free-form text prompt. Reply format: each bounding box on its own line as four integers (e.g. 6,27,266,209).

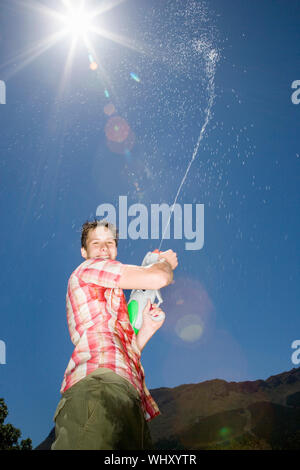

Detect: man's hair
81,219,119,249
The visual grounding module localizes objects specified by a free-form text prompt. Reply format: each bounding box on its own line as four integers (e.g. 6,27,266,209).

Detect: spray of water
159,45,219,250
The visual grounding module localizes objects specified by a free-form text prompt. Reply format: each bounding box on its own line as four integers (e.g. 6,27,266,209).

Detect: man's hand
135,300,165,352
142,299,165,331
159,249,178,270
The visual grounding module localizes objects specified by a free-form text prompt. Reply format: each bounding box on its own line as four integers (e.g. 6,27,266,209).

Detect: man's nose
99,243,109,250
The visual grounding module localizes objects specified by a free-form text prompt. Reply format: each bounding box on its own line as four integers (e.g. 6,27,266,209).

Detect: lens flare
130,72,141,82
104,103,116,116
105,116,130,143
106,129,135,155
89,61,98,71
219,427,231,438
161,277,215,344
175,314,204,342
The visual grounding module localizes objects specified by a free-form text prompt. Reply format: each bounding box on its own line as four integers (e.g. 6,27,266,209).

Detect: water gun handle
128,250,165,334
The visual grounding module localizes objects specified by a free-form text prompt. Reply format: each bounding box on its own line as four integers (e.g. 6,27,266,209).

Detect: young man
51,219,178,450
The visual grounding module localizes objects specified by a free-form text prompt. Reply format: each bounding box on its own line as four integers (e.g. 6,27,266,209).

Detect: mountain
36,367,300,450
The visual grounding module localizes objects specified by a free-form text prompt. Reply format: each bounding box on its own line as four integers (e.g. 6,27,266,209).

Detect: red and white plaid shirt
60,257,160,422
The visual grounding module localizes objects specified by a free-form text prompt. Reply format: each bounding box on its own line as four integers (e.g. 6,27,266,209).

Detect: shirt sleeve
78,258,125,288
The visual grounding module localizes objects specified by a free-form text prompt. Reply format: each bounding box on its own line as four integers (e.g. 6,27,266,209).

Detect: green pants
51,368,154,450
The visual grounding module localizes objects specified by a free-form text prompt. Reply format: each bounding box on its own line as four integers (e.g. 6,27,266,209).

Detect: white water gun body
128,250,165,334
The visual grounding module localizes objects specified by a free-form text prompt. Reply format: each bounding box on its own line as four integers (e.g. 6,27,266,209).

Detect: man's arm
136,327,153,353
118,259,173,290
135,301,165,352
124,250,177,349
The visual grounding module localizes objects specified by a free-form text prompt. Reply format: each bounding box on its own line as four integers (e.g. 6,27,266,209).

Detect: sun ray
89,25,149,55
56,36,79,100
0,30,67,80
11,0,67,24
88,0,127,20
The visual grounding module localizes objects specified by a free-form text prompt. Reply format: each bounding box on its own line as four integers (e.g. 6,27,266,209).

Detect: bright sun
62,5,93,37
4,0,144,93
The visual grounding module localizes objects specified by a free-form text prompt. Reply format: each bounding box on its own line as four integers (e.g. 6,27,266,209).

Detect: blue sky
0,0,299,448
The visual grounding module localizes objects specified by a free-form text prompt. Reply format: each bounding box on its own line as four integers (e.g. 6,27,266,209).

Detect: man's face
81,226,117,261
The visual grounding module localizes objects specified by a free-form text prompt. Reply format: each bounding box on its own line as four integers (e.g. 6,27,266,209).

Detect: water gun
128,249,165,334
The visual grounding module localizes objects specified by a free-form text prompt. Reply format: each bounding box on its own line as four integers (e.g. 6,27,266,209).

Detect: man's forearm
136,327,156,352
148,259,173,286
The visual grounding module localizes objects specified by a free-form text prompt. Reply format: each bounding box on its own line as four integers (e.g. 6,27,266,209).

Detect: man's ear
81,247,87,259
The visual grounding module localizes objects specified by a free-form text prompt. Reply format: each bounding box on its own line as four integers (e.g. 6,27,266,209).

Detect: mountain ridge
36,367,300,450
